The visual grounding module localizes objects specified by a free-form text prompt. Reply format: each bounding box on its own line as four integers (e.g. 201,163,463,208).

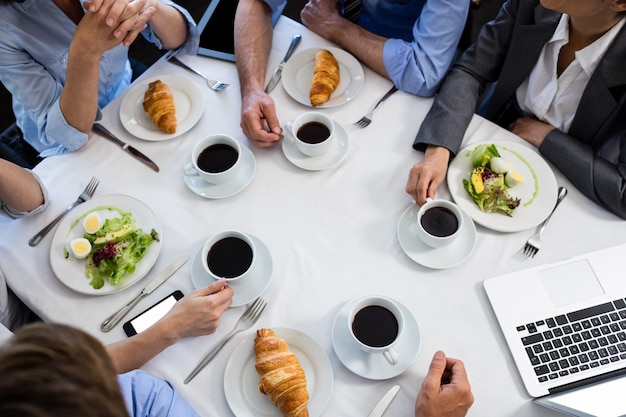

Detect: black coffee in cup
207,237,253,278
297,121,330,144
197,144,238,173
351,305,399,348
420,206,459,237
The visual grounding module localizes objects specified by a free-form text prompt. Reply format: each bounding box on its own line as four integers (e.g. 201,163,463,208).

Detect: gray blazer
414,0,626,219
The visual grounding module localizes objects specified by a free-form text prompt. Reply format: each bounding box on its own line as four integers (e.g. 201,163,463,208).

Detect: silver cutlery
28,176,99,247
523,186,568,258
184,297,267,384
93,123,160,172
100,255,190,332
265,34,302,93
353,86,398,128
367,385,400,417
167,55,229,91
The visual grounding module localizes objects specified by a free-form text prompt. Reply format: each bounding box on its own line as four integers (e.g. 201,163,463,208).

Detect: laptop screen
196,0,286,62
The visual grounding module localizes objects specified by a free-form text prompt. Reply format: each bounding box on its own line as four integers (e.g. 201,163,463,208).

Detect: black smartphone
123,290,184,337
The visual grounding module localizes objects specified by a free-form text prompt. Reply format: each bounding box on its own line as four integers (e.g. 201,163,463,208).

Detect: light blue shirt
0,0,198,157
119,370,200,417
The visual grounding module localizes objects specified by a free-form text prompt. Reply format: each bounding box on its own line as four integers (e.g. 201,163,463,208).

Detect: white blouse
516,14,626,133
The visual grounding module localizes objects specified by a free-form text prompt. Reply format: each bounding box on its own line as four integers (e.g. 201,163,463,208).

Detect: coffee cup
415,198,464,248
184,134,241,184
348,296,404,365
285,112,334,157
201,230,256,283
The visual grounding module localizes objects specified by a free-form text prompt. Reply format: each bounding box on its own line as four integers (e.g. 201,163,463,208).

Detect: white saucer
281,122,349,171
190,234,272,307
332,297,420,380
397,204,477,269
183,145,256,199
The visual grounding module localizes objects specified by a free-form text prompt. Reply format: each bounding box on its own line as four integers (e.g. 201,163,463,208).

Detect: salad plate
119,74,204,141
281,47,364,108
224,327,333,417
397,204,476,269
183,144,256,199
332,297,420,380
49,194,162,295
447,140,558,233
281,121,349,171
190,234,272,307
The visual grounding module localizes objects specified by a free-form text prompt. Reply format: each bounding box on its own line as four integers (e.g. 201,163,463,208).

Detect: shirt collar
576,16,626,76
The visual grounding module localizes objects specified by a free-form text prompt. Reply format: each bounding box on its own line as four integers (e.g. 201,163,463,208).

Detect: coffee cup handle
383,347,399,366
284,122,296,142
183,162,198,177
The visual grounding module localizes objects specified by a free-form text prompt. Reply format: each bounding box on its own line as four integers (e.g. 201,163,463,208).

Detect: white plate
119,74,204,141
332,297,420,380
190,234,272,307
282,47,364,108
281,122,349,171
224,327,333,417
49,194,162,295
397,204,476,269
183,145,256,199
447,140,558,232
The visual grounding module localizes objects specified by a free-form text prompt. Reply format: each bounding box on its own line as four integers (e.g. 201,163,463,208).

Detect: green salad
64,207,159,289
462,144,523,217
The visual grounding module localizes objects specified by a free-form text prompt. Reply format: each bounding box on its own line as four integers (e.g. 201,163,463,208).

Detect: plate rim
49,193,162,295
119,74,204,141
281,46,364,108
447,140,558,232
223,326,333,417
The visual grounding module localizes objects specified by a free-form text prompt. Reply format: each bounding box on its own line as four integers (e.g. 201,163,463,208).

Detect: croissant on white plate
143,80,177,133
309,49,340,107
254,328,309,417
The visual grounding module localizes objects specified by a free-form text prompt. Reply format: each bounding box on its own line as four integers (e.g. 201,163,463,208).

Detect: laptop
195,0,286,62
484,243,626,416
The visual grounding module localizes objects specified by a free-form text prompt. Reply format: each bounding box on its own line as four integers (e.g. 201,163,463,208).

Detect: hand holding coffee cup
416,198,464,248
349,296,404,365
184,134,241,184
202,230,256,283
285,112,334,157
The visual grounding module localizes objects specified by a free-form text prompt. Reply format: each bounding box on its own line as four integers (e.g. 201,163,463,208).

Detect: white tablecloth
1,16,626,417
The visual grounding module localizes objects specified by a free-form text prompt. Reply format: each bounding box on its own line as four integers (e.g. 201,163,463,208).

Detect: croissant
309,49,340,107
143,80,177,133
254,328,309,417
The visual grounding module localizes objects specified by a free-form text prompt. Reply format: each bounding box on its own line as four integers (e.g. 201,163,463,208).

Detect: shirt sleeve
1,170,49,219
118,370,201,417
141,0,200,55
382,0,469,96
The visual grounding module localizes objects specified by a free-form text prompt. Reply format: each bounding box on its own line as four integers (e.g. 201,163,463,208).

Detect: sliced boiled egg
83,212,102,234
70,238,92,259
489,157,512,174
505,171,525,187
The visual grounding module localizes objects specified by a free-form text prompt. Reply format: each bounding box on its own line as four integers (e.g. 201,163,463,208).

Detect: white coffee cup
285,112,334,157
415,198,464,248
201,230,256,284
348,295,404,365
183,134,241,184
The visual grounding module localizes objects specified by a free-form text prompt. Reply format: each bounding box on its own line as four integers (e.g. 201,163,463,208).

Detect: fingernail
107,18,114,26
114,31,122,38
434,351,445,359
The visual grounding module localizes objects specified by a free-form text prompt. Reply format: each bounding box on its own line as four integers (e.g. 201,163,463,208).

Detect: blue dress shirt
119,370,200,417
0,0,198,157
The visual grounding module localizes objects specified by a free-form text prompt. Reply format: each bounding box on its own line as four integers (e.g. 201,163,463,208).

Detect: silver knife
265,34,302,93
93,123,160,172
367,385,400,417
100,255,190,332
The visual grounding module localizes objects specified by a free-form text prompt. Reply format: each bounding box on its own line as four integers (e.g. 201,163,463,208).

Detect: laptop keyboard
517,299,626,384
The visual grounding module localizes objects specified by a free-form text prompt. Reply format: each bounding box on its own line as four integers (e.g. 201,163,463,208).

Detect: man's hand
415,351,474,417
240,90,283,148
406,146,450,206
300,0,344,38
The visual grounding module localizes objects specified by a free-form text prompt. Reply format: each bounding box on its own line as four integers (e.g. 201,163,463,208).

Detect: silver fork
184,297,267,384
167,55,229,91
28,176,100,247
523,186,568,258
353,86,398,128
